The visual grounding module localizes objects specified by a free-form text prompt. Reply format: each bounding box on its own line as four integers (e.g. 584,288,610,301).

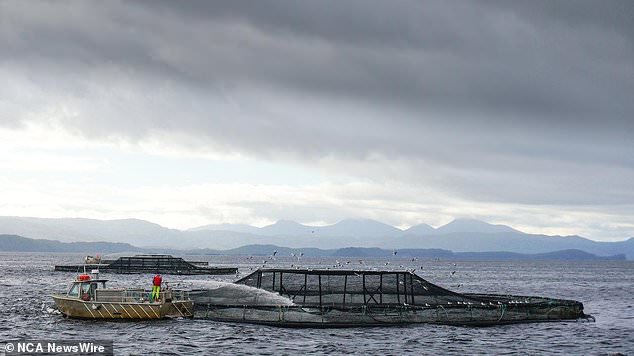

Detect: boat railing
95,289,190,303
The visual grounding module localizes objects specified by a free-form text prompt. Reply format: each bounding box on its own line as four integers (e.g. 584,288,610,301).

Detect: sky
0,1,633,241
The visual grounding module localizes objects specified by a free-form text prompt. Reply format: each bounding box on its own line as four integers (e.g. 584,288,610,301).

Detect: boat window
68,284,79,297
81,283,91,294
80,283,92,301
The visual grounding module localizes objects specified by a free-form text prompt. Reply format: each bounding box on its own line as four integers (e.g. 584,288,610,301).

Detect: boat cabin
66,275,108,301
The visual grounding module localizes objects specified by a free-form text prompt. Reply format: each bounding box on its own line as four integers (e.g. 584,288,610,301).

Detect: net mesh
235,269,482,307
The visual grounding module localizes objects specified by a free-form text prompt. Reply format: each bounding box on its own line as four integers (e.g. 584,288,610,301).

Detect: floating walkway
54,254,237,275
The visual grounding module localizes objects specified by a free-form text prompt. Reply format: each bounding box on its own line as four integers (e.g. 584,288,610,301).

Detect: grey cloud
3,0,632,126
0,0,633,208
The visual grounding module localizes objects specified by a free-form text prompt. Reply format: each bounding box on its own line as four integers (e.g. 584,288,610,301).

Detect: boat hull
52,296,193,320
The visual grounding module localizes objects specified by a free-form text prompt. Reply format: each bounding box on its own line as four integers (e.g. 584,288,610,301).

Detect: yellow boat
52,273,193,320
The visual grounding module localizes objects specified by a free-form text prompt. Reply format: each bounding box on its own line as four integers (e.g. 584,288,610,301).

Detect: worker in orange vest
151,274,162,302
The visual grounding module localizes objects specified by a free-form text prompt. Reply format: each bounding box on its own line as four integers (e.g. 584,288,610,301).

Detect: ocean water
0,253,632,355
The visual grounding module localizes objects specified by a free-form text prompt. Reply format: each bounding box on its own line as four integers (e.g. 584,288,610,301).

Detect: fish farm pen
190,268,590,327
54,255,237,275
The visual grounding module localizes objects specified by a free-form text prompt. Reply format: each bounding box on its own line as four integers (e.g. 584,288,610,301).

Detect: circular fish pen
190,268,590,327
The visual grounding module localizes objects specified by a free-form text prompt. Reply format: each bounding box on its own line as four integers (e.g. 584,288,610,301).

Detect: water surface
0,253,632,355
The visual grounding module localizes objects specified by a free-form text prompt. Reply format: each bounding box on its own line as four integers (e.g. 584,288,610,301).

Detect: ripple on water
0,253,632,355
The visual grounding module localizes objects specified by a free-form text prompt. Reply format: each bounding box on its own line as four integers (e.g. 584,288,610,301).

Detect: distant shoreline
0,234,627,261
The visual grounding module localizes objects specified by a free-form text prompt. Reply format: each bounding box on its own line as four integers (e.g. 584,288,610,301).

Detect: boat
54,254,237,275
84,255,102,264
190,268,591,327
52,271,193,320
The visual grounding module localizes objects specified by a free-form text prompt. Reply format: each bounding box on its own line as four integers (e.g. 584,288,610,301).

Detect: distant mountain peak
404,223,436,236
271,220,305,226
437,218,519,234
334,218,394,226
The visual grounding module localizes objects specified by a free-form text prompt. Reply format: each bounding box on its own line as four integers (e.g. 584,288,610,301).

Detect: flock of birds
243,249,462,288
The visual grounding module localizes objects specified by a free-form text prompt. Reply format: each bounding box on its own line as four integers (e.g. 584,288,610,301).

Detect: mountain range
0,216,632,259
0,235,625,261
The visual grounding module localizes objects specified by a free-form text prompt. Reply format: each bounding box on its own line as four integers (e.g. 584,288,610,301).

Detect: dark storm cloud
0,0,633,206
146,0,634,127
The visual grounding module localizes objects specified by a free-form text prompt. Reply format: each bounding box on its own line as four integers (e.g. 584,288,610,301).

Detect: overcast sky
1,1,632,240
